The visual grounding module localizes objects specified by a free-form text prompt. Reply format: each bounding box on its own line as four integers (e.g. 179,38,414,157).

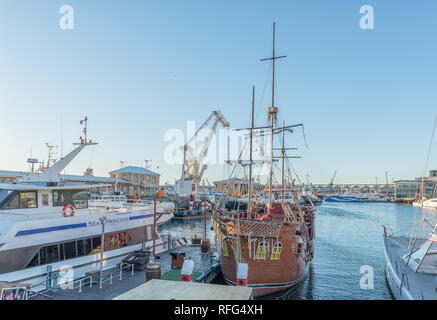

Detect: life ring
63,204,75,217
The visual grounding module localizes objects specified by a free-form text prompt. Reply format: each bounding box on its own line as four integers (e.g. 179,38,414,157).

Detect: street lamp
99,216,107,289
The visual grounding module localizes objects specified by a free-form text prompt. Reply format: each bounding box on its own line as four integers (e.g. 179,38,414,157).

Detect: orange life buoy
63,204,75,217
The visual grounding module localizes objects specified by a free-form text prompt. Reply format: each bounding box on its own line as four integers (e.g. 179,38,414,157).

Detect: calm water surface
159,202,436,300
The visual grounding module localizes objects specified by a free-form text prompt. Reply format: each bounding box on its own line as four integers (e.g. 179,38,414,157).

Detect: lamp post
99,216,107,289
200,198,210,253
145,195,161,281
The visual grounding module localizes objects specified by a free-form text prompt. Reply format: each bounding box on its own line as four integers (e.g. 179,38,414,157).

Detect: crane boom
175,110,229,195
329,169,337,186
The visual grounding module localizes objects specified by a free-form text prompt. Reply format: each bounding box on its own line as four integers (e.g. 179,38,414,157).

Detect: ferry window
26,253,39,268
255,241,268,260
271,242,282,260
41,194,49,207
0,189,14,205
20,192,37,208
92,237,102,254
39,245,59,265
222,242,229,256
72,190,88,209
53,190,88,209
53,191,70,207
104,232,130,251
77,239,92,256
2,191,37,209
3,194,19,209
61,241,77,260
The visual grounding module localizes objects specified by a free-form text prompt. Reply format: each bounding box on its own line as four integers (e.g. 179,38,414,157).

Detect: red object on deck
181,274,192,282
237,279,248,286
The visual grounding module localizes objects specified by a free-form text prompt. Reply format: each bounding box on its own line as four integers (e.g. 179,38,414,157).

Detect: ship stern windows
255,241,268,260
222,242,229,256
270,242,282,260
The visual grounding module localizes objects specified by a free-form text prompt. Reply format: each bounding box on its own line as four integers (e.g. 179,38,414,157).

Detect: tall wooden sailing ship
210,23,316,297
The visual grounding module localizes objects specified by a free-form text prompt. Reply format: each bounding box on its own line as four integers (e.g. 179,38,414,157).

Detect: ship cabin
0,182,108,220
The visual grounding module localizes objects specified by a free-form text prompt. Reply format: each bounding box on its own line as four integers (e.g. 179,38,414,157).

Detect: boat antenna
261,22,286,211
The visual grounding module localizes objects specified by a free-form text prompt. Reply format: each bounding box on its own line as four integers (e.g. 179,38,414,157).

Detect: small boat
191,235,202,245
383,229,437,299
412,198,437,209
383,115,437,299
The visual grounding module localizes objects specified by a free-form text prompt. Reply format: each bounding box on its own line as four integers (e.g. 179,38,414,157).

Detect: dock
114,279,252,300
29,244,223,300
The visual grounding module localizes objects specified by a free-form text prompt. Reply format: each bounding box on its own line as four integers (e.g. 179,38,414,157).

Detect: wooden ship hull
214,207,315,297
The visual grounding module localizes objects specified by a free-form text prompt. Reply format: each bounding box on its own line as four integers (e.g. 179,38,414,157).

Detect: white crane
175,110,229,195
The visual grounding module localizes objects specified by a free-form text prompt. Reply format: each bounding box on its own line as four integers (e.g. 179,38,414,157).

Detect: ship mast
281,120,285,201
248,86,255,218
261,22,286,211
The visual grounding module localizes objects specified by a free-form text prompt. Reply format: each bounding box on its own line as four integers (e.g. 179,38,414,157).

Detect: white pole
99,217,106,289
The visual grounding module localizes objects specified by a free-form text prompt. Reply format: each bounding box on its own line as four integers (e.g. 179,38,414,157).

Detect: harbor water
159,202,437,300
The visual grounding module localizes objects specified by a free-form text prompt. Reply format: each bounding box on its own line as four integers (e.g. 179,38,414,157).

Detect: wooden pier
114,279,253,300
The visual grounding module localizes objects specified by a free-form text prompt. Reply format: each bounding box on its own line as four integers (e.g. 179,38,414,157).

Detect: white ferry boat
0,132,174,292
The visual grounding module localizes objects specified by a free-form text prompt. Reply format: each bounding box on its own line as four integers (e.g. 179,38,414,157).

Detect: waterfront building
109,166,160,197
393,170,437,200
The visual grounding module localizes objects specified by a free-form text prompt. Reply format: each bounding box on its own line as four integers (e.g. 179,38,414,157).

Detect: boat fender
63,204,75,217
180,259,195,281
237,263,248,286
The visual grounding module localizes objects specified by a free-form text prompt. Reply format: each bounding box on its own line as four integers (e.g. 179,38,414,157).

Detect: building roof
110,166,160,176
214,178,263,186
60,174,129,184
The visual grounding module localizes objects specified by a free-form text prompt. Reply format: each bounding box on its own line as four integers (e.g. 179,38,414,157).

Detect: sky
0,0,436,185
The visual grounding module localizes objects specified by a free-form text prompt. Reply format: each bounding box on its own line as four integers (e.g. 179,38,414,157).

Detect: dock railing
27,262,138,299
97,262,135,289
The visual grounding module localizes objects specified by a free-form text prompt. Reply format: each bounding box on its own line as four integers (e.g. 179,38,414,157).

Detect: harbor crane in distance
175,110,230,195
328,169,337,187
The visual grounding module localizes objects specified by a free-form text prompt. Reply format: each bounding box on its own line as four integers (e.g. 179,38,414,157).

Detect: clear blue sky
0,0,436,185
